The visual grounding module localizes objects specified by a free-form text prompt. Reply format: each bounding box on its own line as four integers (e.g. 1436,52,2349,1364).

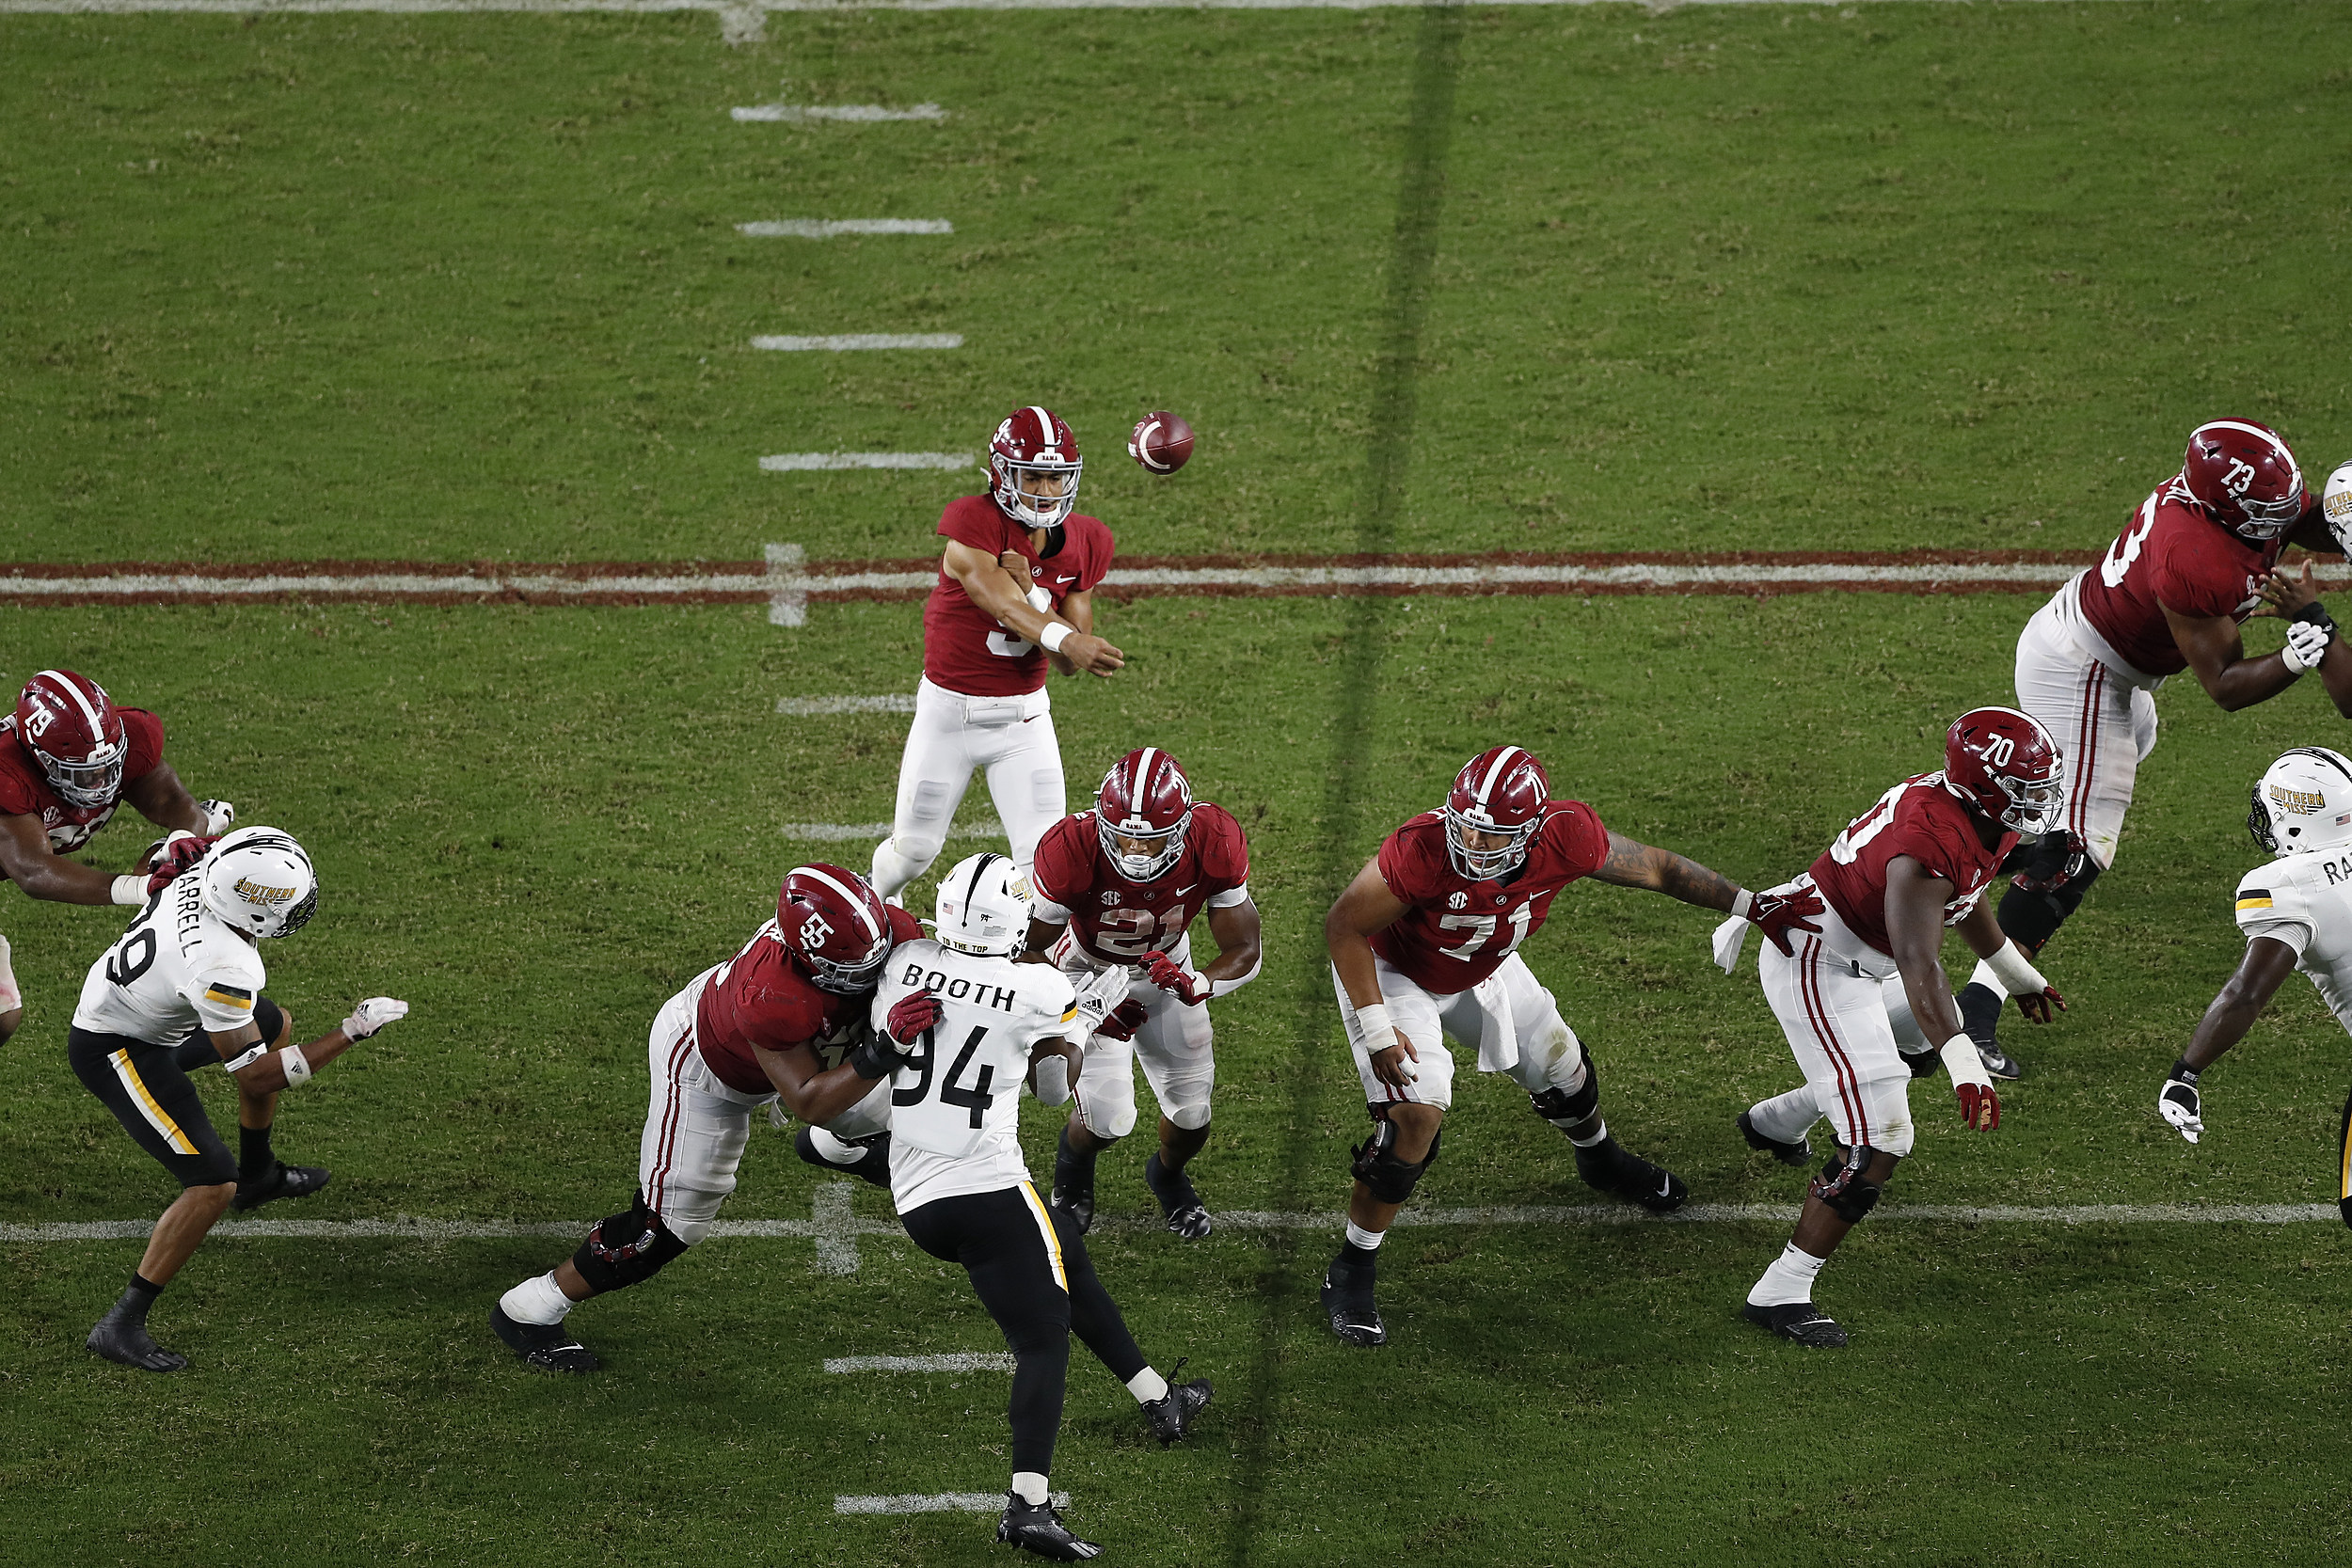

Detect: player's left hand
142,832,216,895
2253,561,2323,619
2158,1075,2203,1144
1742,886,1825,957
884,989,944,1048
342,997,409,1039
1956,1079,2000,1132
1143,951,1210,1005
2014,984,2066,1024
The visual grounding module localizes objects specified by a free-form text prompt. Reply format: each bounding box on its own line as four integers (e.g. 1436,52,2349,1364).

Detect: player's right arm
1325,857,1417,1088
0,811,143,905
941,540,1123,676
214,998,403,1094
2158,878,2311,1143
2160,600,2310,713
755,1036,899,1125
1884,856,1999,1131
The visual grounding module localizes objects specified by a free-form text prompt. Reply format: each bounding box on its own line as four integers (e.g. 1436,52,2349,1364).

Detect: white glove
342,997,409,1039
2283,615,2334,674
1071,964,1130,1036
199,799,236,835
2158,1074,2203,1144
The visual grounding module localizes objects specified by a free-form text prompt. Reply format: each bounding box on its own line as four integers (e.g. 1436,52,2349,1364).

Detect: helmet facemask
803,942,888,994
1989,769,2067,836
993,453,1081,531
1098,812,1189,883
35,736,126,809
1443,808,1535,881
2232,478,2305,542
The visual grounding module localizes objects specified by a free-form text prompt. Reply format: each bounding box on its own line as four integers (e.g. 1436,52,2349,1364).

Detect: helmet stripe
798,865,882,942
963,851,999,912
2285,747,2352,783
1028,406,1053,448
1474,746,1523,806
1136,747,1158,803
34,669,108,744
2204,420,2297,471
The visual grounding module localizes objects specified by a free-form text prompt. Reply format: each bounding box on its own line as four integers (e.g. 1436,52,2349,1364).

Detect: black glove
2003,828,2089,893
848,1025,908,1081
1901,1048,1943,1080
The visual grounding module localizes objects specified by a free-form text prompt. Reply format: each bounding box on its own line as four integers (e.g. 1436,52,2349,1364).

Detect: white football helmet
2248,748,2352,857
2325,460,2352,553
933,851,1031,957
200,826,318,938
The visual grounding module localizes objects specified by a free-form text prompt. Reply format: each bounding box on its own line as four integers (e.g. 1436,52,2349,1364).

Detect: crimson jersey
0,707,165,857
922,493,1116,698
1029,803,1250,965
1807,772,2018,958
1369,801,1611,995
2072,480,2282,678
694,905,924,1096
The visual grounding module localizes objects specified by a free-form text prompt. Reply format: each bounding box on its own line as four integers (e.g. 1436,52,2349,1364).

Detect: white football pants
636,969,889,1243
1054,930,1216,1140
870,676,1066,897
1332,953,1590,1111
1747,895,1917,1159
2014,594,2159,872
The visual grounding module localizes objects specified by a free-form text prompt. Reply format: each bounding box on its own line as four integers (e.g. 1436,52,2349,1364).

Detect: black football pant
167,995,286,1073
898,1182,1150,1476
69,1027,239,1189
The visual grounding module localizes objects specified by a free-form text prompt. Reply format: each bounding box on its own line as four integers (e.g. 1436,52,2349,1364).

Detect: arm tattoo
1597,834,1738,911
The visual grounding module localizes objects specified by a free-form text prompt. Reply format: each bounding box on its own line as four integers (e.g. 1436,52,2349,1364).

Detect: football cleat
1736,1111,1811,1168
1142,1152,1212,1241
792,1126,892,1188
1320,1262,1386,1348
996,1494,1103,1561
1975,1041,2025,1082
491,1304,601,1373
1141,1358,1213,1445
1741,1301,1848,1349
1958,983,2026,1081
1573,1137,1689,1213
231,1161,330,1212
86,1307,187,1372
1049,1127,1097,1235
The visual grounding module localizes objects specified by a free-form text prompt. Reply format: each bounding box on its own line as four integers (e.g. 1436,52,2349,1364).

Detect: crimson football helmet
1443,745,1551,880
776,863,894,993
15,669,129,809
1943,707,2066,835
1096,747,1195,882
2180,419,2305,541
988,405,1082,531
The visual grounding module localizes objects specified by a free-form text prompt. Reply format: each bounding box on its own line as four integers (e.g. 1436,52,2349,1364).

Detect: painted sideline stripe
733,103,947,122
739,219,952,237
750,333,962,352
3,1201,2334,1244
782,817,1002,841
776,694,918,714
760,452,972,471
17,550,2344,609
836,1492,1066,1515
826,1353,1017,1372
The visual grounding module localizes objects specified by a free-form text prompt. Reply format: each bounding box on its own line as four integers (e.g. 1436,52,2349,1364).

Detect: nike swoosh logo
1656,1176,1674,1198
1168,883,1196,895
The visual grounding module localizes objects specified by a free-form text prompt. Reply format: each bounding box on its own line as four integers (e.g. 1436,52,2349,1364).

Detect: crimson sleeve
1375,823,1439,903
885,905,925,946
936,498,1007,553
2146,525,2240,619
119,709,166,780
1193,805,1249,892
1074,517,1115,593
1553,801,1610,879
1029,817,1090,908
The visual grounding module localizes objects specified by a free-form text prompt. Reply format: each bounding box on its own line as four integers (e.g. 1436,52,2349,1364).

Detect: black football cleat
1742,1301,1849,1349
1049,1126,1097,1235
1573,1137,1689,1213
792,1126,892,1188
491,1304,601,1373
1736,1111,1812,1168
1975,1040,2025,1082
996,1494,1103,1560
1958,983,2025,1081
1321,1262,1386,1348
1142,1152,1212,1241
231,1161,330,1212
87,1307,187,1372
1141,1358,1213,1444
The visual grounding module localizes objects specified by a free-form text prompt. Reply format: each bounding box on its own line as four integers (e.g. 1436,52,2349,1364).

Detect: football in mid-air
1128,411,1194,474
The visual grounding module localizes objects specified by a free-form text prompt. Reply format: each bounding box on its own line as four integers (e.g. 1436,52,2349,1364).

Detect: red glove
1745,886,1826,958
1093,999,1150,1041
884,989,943,1048
145,833,219,895
2014,985,2066,1024
1956,1080,2001,1132
1143,951,1210,1005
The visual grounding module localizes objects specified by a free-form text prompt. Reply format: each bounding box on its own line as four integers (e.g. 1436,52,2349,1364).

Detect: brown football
1128,410,1195,474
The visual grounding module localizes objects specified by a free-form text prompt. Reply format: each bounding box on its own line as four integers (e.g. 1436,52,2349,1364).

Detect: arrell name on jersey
897,960,1024,1015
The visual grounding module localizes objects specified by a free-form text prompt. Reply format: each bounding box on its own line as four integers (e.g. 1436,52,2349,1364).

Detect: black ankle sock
1335,1241,1378,1272
1958,982,2004,1044
239,1124,276,1183
118,1273,163,1322
1058,1126,1098,1171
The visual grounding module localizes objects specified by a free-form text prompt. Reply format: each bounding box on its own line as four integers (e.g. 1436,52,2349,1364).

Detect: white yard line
738,219,953,237
826,1353,1018,1372
757,452,972,471
0,0,2146,13
733,103,948,123
750,333,962,352
776,694,919,714
835,1492,1066,1514
781,817,1003,842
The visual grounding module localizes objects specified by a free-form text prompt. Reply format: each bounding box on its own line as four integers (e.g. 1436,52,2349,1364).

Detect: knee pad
1529,1055,1598,1128
570,1194,691,1295
1349,1118,1440,1205
1079,1087,1137,1141
1809,1146,1887,1224
1997,860,2102,955
1165,1100,1212,1132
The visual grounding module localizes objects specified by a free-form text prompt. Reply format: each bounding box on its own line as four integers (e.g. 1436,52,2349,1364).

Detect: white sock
808,1127,862,1165
1746,1243,1828,1307
1126,1366,1169,1404
1746,1087,1820,1148
1967,957,2003,994
499,1271,575,1326
1343,1220,1386,1251
868,837,933,899
0,933,19,1011
1567,1117,1608,1149
1011,1471,1050,1507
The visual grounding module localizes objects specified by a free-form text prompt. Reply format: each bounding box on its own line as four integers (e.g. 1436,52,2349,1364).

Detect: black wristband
848,1037,896,1080
2167,1056,2201,1085
2293,602,2337,636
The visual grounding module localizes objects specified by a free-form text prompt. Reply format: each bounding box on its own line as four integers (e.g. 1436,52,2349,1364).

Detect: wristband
1347,1002,1393,1053
223,1040,272,1073
279,1046,313,1086
1732,889,1756,920
1025,585,1054,612
1983,940,2050,998
1938,1033,1991,1088
1040,622,1073,654
110,874,149,907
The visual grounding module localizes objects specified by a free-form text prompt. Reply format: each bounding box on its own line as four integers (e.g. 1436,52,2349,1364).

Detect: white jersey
72,876,267,1045
2234,848,2352,1031
871,938,1078,1213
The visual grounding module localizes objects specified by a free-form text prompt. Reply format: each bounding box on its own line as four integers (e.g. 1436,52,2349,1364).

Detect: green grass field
8,5,2352,1564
